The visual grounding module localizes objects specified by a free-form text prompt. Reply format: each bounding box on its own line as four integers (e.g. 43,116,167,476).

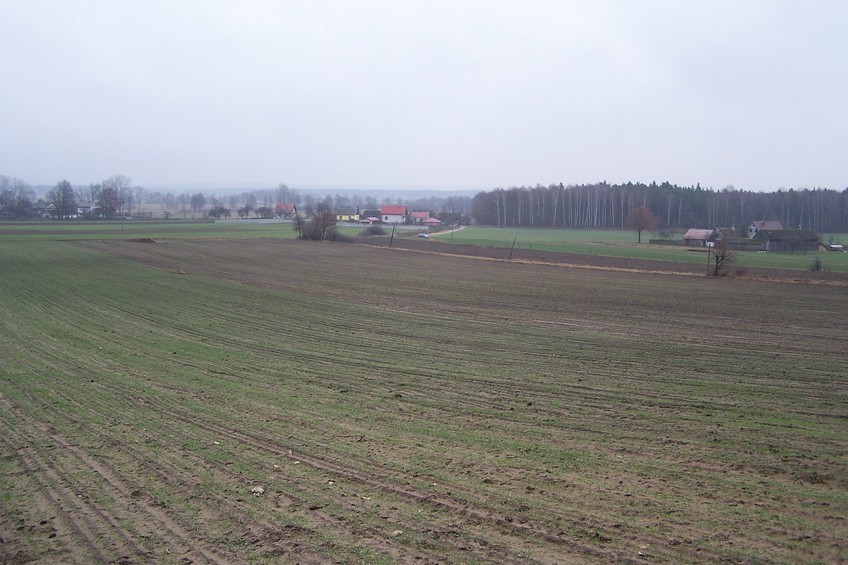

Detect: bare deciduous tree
626,206,657,243
48,180,77,219
190,193,207,212
97,187,121,218
0,176,34,217
133,187,146,216
85,183,103,212
710,240,737,276
103,175,131,215
304,202,337,240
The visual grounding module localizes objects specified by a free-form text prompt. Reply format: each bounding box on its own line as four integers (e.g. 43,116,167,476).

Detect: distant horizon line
22,180,847,195
25,182,487,195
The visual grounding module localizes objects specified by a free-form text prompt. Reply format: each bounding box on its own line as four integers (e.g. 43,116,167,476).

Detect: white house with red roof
381,205,408,223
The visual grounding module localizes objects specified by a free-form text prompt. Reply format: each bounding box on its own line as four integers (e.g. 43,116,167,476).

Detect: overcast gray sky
1,0,846,191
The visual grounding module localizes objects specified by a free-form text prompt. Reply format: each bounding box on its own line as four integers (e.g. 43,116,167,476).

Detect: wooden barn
753,229,819,252
683,229,716,247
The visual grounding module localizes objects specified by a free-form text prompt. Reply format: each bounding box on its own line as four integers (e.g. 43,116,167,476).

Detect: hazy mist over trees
0,175,35,218
0,175,475,220
140,185,473,218
3,173,847,232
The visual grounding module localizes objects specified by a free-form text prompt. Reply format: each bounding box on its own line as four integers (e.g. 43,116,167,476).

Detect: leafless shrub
710,241,737,277
362,225,385,236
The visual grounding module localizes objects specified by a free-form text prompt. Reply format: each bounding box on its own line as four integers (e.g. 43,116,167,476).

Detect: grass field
0,220,299,241
0,223,846,564
4,220,846,273
436,227,848,273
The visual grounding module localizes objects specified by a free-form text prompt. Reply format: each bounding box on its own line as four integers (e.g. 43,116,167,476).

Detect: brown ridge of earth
378,237,848,285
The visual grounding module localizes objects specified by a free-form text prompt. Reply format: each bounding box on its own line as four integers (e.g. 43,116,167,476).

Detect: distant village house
409,210,430,224
380,205,408,224
275,202,296,218
747,220,784,239
335,206,360,222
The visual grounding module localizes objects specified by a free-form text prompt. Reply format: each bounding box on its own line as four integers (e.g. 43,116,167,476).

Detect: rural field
1,223,846,564
433,227,848,274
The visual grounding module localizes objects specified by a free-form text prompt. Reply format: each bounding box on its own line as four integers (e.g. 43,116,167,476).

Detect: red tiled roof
410,211,429,219
381,205,407,215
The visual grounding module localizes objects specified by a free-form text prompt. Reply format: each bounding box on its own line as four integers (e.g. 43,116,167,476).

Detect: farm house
747,220,784,238
335,206,360,222
380,205,408,223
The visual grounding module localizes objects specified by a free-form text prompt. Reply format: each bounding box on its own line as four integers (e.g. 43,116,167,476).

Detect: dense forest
471,182,848,233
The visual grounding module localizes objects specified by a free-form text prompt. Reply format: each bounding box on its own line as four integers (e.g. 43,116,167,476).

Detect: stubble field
1,235,846,564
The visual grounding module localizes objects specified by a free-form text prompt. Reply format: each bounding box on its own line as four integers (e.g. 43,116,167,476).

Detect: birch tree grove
471,182,848,232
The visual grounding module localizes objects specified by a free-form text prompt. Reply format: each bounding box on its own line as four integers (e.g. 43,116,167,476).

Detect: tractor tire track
154,396,737,564
0,392,238,565
158,404,615,564
27,361,561,565
1,380,439,564
0,409,145,564
3,318,720,565
70,367,712,564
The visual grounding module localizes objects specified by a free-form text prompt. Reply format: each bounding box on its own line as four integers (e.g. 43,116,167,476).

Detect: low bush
361,225,385,236
326,228,354,243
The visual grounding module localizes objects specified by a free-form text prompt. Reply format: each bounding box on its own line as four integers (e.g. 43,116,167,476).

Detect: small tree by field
293,202,351,241
190,192,207,212
626,206,657,243
102,175,131,215
300,202,337,240
207,206,230,219
97,187,121,218
710,240,737,276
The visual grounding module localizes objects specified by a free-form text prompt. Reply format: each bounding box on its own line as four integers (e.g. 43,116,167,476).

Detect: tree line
10,175,844,232
1,174,144,219
144,185,473,219
2,177,473,221
471,182,848,232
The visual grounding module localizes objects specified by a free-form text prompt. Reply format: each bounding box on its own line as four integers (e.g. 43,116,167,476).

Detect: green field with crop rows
0,224,845,563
